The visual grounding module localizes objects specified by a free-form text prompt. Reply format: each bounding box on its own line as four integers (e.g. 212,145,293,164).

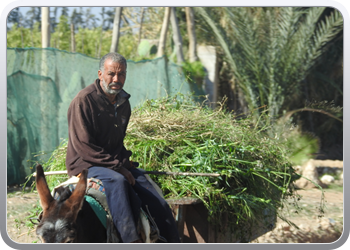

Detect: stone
320,175,335,185
294,160,326,189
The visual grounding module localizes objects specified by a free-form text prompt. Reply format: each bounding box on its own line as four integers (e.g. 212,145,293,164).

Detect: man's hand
119,166,135,185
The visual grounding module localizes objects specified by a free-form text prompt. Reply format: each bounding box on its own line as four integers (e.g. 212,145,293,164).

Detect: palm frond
307,9,343,71
196,7,342,122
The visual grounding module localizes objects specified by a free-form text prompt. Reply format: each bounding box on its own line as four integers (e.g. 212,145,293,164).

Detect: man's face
98,59,126,96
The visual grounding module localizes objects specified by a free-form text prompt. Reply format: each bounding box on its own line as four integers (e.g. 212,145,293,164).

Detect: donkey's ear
65,169,88,220
36,164,54,211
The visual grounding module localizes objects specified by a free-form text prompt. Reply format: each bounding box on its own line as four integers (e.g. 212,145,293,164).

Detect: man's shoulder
74,81,98,101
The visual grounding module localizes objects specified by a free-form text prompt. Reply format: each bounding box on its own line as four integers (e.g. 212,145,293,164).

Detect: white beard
102,79,122,95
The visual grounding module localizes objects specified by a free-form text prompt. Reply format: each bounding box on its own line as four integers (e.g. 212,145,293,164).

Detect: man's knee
89,167,129,185
103,170,129,185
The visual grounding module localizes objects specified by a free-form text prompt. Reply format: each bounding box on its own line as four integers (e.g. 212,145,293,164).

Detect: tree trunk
98,8,105,58
81,31,84,54
52,7,58,32
20,28,24,48
170,7,184,64
95,40,99,58
31,30,34,47
98,28,103,58
70,23,76,52
138,7,145,46
185,7,198,62
157,7,171,58
41,7,50,48
40,7,52,154
110,7,123,53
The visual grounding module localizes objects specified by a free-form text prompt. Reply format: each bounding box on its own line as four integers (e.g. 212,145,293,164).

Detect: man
65,52,180,243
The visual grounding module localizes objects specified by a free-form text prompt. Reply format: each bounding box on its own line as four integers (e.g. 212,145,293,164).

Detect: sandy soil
5,180,344,244
6,188,40,244
254,180,344,243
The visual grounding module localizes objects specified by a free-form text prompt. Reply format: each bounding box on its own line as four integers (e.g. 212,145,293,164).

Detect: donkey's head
35,164,87,243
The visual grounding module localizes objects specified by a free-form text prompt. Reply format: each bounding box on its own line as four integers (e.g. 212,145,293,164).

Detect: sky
19,6,102,16
10,6,105,26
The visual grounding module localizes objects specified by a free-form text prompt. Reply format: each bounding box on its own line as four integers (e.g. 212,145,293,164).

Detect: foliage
8,21,140,60
195,7,343,123
270,118,320,166
24,94,320,242
137,40,157,57
51,15,70,51
6,7,192,62
124,95,316,230
7,22,41,48
181,60,206,84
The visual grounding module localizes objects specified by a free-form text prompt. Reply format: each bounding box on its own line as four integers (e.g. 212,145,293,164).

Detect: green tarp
7,48,203,185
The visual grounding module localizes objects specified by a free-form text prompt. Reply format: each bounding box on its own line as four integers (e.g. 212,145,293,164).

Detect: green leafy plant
181,60,206,85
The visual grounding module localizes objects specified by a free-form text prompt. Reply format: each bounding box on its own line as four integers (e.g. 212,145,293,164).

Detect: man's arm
67,97,125,171
67,97,136,185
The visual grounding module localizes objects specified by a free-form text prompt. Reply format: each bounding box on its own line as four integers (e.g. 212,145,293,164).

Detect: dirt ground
6,187,40,244
5,180,344,244
253,180,344,243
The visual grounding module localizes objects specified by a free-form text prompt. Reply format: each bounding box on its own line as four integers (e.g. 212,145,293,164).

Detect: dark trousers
87,166,180,243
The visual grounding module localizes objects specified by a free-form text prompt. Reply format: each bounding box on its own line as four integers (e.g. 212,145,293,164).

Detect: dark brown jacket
66,79,132,177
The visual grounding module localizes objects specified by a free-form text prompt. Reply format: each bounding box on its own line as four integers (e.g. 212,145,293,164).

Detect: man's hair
99,52,127,72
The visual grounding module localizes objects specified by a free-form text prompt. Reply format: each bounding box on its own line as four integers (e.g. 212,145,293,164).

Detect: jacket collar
94,79,130,107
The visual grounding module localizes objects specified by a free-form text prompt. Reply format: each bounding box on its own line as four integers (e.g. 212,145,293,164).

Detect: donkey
35,164,108,243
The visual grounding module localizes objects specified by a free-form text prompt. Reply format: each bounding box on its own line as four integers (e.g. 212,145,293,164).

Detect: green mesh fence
7,48,204,185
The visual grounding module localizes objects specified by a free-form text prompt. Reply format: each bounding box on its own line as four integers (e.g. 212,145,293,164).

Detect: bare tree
170,7,184,64
185,7,198,62
110,7,123,53
157,7,171,58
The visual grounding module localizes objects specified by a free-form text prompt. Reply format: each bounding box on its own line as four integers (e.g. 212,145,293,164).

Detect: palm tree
196,7,343,121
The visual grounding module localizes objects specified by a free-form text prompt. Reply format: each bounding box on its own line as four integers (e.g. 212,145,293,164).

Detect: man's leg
129,168,181,243
87,166,142,243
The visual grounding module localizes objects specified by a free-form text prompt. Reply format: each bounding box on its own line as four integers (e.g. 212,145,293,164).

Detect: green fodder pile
125,94,301,240
28,94,304,242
